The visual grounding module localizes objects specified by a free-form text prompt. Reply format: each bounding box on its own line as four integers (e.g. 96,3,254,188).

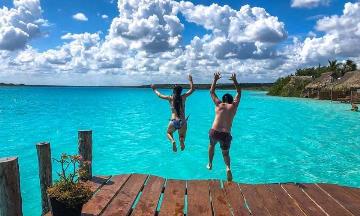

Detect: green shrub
47,154,92,208
268,76,291,96
268,59,357,97
268,76,311,97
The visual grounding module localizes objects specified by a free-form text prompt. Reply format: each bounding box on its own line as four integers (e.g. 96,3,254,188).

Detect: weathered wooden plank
317,184,360,215
281,184,326,216
223,182,249,216
209,180,231,216
81,174,130,216
78,130,92,180
158,180,186,216
240,184,270,215
348,186,360,193
85,175,111,193
253,184,288,216
0,157,23,216
36,142,52,215
187,180,212,216
131,176,165,216
102,174,148,216
301,184,353,216
342,186,360,201
267,184,305,216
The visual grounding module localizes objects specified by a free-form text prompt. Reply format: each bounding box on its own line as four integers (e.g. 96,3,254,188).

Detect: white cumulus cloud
0,0,44,50
73,13,88,21
3,0,360,85
109,0,183,53
179,3,287,59
0,0,290,84
291,0,330,8
297,2,360,63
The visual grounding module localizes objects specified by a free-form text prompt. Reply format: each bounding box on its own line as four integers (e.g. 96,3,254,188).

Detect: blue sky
1,0,360,85
1,0,352,50
2,0,119,50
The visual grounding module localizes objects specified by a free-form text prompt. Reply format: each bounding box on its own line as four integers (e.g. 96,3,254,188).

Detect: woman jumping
151,75,195,152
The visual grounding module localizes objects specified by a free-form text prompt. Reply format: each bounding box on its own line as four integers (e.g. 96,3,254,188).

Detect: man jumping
207,72,241,181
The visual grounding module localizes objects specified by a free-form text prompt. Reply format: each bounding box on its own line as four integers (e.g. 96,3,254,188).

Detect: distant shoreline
0,83,26,86
140,83,273,90
0,83,273,90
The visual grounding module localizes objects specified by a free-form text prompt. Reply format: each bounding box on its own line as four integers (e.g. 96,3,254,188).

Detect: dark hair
173,85,183,117
222,93,233,104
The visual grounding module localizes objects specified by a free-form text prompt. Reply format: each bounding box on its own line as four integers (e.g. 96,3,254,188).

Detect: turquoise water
0,87,360,215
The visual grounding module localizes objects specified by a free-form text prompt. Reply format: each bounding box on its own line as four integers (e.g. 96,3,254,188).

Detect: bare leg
167,125,177,152
222,150,232,181
207,144,215,170
178,123,187,151
167,132,177,152
179,136,185,151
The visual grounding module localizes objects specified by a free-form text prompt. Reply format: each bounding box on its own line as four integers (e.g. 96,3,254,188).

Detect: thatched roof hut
332,70,360,91
305,72,333,90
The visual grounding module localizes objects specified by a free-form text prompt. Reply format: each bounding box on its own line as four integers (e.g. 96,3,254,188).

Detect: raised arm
151,84,171,100
182,74,195,98
229,73,241,105
210,72,221,105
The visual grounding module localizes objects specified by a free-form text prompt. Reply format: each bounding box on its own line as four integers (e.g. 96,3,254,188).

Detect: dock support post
78,130,92,180
331,89,333,101
0,157,23,216
36,142,52,215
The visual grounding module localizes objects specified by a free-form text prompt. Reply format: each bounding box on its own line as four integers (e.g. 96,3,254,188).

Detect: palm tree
328,60,342,79
344,59,357,72
328,60,339,71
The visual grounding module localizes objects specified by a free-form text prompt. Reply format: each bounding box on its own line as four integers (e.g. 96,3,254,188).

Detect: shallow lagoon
0,87,359,215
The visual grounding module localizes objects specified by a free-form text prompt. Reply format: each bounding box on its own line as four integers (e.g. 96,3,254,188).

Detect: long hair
172,85,183,117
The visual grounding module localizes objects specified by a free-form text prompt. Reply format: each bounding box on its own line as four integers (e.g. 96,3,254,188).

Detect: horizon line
0,83,274,87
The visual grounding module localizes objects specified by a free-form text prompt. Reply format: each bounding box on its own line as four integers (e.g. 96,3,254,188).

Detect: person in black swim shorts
207,72,241,181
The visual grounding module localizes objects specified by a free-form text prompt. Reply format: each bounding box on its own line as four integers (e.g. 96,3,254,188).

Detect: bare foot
206,163,212,170
226,168,233,182
180,143,185,151
172,141,177,152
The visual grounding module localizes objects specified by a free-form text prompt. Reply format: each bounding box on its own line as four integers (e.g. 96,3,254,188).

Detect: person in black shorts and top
151,75,195,152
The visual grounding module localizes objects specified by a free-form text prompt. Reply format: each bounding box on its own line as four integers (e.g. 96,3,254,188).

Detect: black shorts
209,129,232,151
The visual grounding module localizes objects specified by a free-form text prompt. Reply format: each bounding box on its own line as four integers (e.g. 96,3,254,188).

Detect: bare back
211,102,239,133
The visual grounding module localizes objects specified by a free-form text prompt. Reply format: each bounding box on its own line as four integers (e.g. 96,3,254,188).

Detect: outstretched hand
214,72,221,81
229,73,238,83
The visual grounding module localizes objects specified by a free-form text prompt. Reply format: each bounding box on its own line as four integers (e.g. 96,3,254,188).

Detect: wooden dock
44,173,360,216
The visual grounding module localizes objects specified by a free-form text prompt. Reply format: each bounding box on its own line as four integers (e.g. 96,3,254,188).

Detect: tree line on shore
0,83,25,86
268,59,358,97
